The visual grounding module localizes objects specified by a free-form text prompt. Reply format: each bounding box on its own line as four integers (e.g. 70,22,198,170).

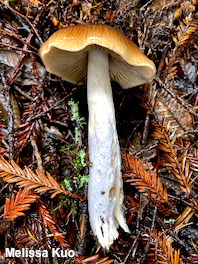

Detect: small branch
13,85,35,101
0,0,43,44
26,87,78,123
139,203,158,264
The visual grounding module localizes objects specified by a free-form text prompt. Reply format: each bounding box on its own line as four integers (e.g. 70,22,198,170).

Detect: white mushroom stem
87,50,129,250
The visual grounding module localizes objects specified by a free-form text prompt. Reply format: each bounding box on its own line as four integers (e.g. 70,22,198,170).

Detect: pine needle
4,189,39,221
123,151,168,204
0,156,85,201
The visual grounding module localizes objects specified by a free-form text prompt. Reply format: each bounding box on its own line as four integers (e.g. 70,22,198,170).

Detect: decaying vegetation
0,0,198,263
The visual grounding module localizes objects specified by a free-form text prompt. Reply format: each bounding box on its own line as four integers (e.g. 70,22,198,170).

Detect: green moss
63,178,72,192
74,149,86,170
55,99,88,215
61,99,89,191
68,99,86,144
51,195,77,216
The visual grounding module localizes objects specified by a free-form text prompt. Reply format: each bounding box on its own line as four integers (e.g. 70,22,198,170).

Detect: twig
124,121,143,148
0,0,43,44
181,85,198,99
7,11,44,86
0,28,39,52
13,85,35,101
139,203,158,264
133,143,158,157
124,217,140,263
141,112,150,145
49,120,69,128
139,0,153,12
26,87,78,123
0,44,39,56
180,129,198,137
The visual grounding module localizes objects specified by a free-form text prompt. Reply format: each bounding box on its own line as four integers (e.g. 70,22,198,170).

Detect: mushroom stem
87,50,129,250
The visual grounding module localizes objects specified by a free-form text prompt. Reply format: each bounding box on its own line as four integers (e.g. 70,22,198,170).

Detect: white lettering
68,250,75,258
52,248,60,257
5,248,71,258
42,250,48,257
21,248,26,257
61,250,67,257
29,250,34,257
5,248,15,257
35,250,40,257
15,250,21,257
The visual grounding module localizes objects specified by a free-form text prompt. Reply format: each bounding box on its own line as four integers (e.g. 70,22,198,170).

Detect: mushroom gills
87,50,129,250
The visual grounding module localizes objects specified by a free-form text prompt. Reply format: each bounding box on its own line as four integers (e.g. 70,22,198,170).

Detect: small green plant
64,259,73,264
51,194,77,215
64,178,72,192
68,99,86,143
74,149,86,170
55,99,88,215
73,175,89,189
61,99,88,193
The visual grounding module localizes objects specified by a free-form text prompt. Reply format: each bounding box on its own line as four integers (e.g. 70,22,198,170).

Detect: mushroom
39,24,156,250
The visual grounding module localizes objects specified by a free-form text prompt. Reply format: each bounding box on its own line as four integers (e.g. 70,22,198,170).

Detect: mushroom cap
40,24,156,88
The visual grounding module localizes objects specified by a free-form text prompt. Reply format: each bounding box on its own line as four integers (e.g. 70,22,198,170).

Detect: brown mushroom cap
39,24,156,88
